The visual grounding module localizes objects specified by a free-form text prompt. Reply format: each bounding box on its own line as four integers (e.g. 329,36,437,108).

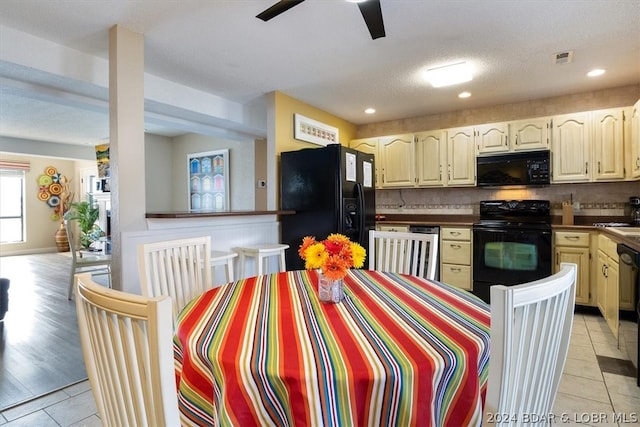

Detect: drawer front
441,241,471,265
554,231,590,247
441,227,471,241
441,264,472,290
377,224,410,232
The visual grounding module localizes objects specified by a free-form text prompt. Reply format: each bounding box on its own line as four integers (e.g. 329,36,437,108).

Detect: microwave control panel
527,159,550,183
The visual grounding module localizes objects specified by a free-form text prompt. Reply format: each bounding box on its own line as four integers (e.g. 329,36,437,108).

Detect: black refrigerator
280,144,376,271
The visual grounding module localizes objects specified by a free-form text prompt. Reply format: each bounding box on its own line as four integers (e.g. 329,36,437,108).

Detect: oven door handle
473,227,551,236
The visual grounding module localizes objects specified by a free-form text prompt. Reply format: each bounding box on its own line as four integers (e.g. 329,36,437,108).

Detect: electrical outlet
257,180,266,188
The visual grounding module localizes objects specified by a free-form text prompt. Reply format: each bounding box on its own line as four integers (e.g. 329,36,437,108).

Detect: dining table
173,269,490,427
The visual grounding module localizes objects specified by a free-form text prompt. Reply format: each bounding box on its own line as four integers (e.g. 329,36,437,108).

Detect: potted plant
64,193,104,249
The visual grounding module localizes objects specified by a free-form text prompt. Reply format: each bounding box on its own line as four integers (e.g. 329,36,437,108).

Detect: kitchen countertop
601,228,640,252
376,214,640,251
145,210,295,219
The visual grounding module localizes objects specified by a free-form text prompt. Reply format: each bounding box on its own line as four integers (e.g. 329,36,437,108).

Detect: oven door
472,225,552,303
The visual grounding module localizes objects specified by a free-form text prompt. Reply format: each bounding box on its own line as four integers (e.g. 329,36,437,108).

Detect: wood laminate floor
0,253,89,410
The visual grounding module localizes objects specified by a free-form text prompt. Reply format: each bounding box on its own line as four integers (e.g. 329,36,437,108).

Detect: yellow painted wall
0,154,83,254
273,91,357,154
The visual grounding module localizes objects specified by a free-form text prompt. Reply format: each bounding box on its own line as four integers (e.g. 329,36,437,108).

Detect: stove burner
478,200,551,224
593,222,632,228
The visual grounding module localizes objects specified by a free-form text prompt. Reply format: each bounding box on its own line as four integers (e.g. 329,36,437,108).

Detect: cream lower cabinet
440,227,472,290
596,234,619,339
376,224,409,232
554,231,592,305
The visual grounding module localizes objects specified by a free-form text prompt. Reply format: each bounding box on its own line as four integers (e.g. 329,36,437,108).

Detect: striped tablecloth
174,269,490,426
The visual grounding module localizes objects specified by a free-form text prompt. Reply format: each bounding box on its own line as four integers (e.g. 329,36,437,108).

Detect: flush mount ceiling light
587,68,606,77
364,108,376,114
458,91,471,99
424,62,473,88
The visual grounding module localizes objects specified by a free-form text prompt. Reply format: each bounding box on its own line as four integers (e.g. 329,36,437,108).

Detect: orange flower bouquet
298,233,366,281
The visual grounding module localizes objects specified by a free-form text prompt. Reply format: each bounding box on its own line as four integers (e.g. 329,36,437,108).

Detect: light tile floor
0,313,637,426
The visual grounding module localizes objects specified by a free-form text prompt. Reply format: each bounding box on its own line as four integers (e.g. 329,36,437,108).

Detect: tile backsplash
376,181,639,218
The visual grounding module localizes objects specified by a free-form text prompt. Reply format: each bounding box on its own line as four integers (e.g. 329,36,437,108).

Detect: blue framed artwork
188,149,229,211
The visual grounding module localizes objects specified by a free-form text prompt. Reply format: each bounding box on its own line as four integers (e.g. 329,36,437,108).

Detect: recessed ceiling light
424,62,473,88
458,91,471,98
364,108,376,114
587,68,606,77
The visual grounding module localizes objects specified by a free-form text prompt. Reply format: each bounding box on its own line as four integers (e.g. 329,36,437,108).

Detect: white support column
108,25,146,290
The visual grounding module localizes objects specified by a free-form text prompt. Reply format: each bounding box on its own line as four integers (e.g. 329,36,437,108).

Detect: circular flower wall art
37,166,73,222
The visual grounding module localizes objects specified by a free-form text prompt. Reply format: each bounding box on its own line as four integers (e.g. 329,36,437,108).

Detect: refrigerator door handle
355,182,366,245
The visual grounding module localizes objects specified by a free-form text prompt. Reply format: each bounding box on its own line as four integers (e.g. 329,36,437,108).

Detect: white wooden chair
65,219,111,300
234,243,289,278
368,230,439,280
485,263,577,427
137,236,213,321
75,273,179,427
211,249,238,284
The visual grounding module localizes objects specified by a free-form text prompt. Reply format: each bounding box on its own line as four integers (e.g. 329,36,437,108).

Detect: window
0,169,26,243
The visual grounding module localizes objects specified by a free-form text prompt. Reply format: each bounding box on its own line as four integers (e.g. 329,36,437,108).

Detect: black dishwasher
408,226,440,281
617,243,639,387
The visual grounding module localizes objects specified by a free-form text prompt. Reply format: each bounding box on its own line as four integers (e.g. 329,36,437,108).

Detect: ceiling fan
256,0,386,40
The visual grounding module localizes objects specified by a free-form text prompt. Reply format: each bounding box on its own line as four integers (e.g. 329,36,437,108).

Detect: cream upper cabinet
350,137,380,188
415,130,447,187
446,126,476,186
592,108,625,181
476,119,550,154
509,117,551,152
551,112,591,182
629,99,640,179
379,134,415,188
475,122,509,154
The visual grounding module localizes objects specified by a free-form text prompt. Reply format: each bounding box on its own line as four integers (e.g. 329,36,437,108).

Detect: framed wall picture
187,149,229,211
293,114,339,146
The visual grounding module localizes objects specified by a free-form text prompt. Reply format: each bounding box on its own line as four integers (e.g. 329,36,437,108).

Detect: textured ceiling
0,0,639,146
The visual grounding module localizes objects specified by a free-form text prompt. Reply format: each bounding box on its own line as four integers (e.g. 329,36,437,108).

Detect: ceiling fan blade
256,0,305,21
357,0,385,39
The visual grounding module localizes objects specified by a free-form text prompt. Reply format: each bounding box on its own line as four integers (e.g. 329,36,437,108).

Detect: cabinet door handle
505,135,508,146
585,162,588,174
598,161,601,174
450,231,461,236
564,236,579,241
515,134,518,145
451,267,462,273
450,244,462,249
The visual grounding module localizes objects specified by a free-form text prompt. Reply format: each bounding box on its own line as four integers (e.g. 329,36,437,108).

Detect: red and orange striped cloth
174,269,490,426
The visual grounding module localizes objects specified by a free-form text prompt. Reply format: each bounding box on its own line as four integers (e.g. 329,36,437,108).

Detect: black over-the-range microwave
476,150,550,188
